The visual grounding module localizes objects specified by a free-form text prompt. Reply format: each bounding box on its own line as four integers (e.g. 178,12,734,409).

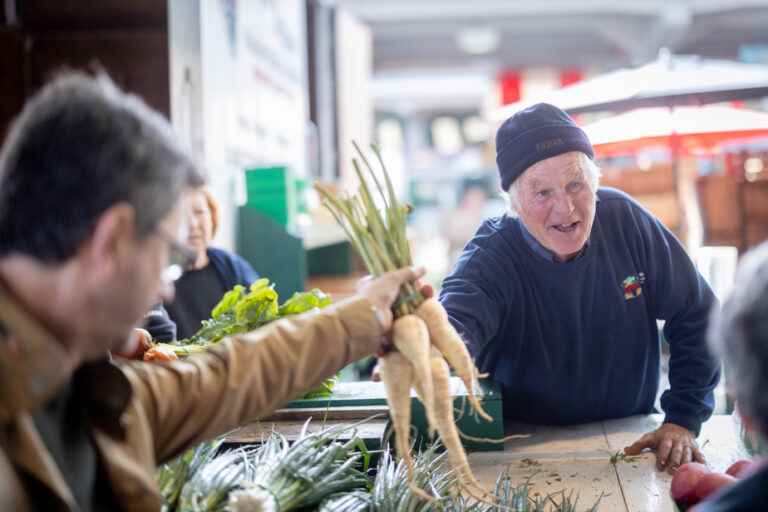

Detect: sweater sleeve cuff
336,296,386,361
663,413,703,437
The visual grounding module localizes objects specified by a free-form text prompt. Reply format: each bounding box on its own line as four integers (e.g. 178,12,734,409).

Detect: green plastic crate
287,378,505,452
236,207,305,299
245,166,297,228
246,192,293,227
245,166,293,191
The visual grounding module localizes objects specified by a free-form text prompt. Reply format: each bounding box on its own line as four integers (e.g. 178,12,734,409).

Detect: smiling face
515,151,597,262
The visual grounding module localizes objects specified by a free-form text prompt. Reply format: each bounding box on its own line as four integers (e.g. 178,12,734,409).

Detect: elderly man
440,103,720,471
0,73,423,511
697,243,768,511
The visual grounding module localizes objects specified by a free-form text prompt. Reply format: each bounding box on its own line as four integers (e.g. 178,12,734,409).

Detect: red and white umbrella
582,105,768,158
492,52,768,122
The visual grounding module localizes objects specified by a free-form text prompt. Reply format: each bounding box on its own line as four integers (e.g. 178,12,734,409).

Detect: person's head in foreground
0,72,203,362
693,241,768,511
709,242,768,442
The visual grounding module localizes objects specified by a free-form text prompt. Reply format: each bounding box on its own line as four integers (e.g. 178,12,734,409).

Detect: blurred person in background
164,185,258,339
697,242,768,511
0,72,424,510
440,103,720,473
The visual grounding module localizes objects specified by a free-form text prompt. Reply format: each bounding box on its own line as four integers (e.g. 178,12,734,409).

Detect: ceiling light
456,27,500,56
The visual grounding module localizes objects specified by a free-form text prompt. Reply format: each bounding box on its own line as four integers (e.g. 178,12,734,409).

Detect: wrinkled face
516,151,597,262
185,189,213,258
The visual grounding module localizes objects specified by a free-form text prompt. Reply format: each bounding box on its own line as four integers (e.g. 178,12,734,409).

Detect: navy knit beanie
495,103,594,191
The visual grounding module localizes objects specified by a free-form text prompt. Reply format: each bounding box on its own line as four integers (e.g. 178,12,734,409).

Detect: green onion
370,441,455,511
318,490,373,512
157,438,224,512
315,143,423,318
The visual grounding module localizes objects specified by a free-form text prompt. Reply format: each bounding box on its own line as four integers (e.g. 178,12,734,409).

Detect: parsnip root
378,350,415,475
392,315,437,434
427,347,489,500
416,298,492,421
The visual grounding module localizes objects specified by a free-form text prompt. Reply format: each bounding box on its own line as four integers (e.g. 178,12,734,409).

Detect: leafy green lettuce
172,278,338,398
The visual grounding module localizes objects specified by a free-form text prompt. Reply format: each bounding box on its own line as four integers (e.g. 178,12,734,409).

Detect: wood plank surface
227,410,742,511
469,419,623,510
468,414,744,512
471,456,626,510
605,415,748,511
500,419,613,457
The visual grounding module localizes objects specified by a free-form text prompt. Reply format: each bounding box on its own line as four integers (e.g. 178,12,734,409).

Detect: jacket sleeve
121,296,382,463
638,206,720,435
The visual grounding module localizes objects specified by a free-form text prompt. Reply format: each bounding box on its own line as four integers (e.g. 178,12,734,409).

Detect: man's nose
553,192,575,215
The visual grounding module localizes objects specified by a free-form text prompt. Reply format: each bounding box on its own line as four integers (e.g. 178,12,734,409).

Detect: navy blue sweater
440,188,720,434
165,247,259,339
207,247,259,290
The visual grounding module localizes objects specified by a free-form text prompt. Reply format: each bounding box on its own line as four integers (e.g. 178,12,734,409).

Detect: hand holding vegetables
624,422,704,474
316,142,492,499
356,266,427,332
115,327,153,359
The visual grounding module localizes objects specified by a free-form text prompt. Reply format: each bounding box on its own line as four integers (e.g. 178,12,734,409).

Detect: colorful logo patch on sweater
621,273,645,300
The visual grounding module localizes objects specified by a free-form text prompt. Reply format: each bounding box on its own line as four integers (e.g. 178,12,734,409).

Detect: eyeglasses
154,227,197,283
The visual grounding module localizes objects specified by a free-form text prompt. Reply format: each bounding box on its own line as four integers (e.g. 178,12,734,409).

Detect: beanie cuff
496,122,594,190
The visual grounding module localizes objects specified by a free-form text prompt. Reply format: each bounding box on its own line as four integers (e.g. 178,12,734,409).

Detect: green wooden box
245,166,297,228
236,207,305,299
287,378,505,452
245,165,293,192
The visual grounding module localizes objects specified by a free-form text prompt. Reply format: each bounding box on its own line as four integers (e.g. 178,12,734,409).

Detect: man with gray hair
697,242,768,511
0,73,425,510
440,103,720,472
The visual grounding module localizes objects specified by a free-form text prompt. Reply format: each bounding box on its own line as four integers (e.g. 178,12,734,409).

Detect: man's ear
82,203,137,280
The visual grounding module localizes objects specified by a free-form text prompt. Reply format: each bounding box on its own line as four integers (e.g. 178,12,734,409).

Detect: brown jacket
0,282,383,511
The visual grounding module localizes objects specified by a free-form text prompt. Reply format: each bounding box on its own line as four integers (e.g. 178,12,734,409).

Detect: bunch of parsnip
315,142,492,499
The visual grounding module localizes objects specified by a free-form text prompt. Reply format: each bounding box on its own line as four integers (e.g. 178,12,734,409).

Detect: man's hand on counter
624,422,705,474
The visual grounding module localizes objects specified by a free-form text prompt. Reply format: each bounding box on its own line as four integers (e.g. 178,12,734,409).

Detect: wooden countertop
468,414,748,511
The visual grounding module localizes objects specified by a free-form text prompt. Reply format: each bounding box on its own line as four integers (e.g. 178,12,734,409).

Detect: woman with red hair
164,186,258,339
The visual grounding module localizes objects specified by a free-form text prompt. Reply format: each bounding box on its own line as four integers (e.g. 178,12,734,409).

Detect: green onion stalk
157,438,224,512
176,446,257,512
370,441,456,512
445,469,605,512
315,142,423,319
317,490,374,512
226,420,371,512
